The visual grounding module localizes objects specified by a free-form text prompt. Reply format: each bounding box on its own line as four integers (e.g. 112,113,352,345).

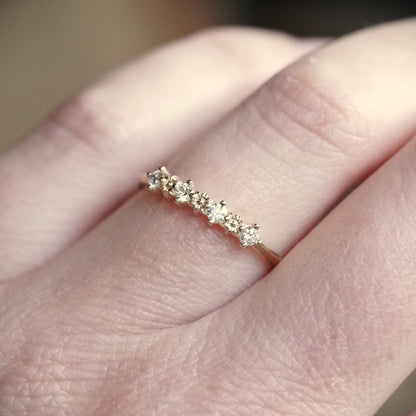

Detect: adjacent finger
0,28,312,281
41,18,416,327
207,134,416,415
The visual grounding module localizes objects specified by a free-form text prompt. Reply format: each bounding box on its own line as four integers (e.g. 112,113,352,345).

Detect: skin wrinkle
43,93,138,167
228,71,369,248
206,303,346,415
192,318,357,415
64,275,186,334
268,70,368,159
193,307,313,414
2,323,152,414
94,328,200,415
91,350,148,414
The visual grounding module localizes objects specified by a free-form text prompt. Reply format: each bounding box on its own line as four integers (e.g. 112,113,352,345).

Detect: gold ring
141,166,282,267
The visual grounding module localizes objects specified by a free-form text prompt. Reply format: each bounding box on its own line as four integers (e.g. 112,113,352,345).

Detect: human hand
0,19,415,415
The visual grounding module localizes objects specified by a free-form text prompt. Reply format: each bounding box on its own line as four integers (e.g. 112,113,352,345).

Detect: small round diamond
239,224,260,247
224,213,243,234
147,168,167,189
160,176,178,194
206,201,228,224
190,192,210,212
173,180,193,203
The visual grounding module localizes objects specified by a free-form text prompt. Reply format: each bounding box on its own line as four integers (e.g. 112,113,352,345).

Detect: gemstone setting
147,167,168,189
173,180,193,203
206,201,228,224
239,224,261,247
224,213,243,234
144,166,264,249
160,175,178,194
190,191,210,212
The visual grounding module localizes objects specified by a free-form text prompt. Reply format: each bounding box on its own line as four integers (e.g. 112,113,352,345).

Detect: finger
44,18,416,328
209,135,416,415
0,28,314,281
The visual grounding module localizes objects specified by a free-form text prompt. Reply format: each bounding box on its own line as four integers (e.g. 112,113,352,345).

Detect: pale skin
0,18,415,416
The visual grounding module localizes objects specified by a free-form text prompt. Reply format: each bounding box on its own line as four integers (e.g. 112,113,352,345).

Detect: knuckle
45,90,128,157
251,63,371,159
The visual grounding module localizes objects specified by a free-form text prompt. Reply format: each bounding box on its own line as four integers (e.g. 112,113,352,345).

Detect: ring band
141,166,282,267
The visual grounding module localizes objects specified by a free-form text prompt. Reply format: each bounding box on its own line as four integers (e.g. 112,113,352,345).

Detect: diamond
147,167,168,189
190,192,210,212
224,213,243,234
239,224,260,247
206,201,228,224
160,175,178,194
173,180,193,203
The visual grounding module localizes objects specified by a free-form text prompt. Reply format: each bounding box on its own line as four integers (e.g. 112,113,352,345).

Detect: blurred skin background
0,0,415,414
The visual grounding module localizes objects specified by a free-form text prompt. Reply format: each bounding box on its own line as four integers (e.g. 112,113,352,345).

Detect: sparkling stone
173,181,193,203
239,224,260,247
206,202,228,224
224,213,243,234
190,192,210,212
147,168,167,189
160,176,178,194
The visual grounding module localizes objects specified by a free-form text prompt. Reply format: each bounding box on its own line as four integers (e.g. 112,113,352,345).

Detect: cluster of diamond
146,166,261,247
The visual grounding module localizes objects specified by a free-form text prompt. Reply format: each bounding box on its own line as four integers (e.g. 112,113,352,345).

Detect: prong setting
190,191,210,213
147,167,169,190
172,180,193,203
206,201,228,224
159,166,169,175
224,213,243,234
160,175,178,194
238,223,261,247
144,167,262,248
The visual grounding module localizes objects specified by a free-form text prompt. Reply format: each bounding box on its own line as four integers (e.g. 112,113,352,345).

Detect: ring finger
31,18,416,328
